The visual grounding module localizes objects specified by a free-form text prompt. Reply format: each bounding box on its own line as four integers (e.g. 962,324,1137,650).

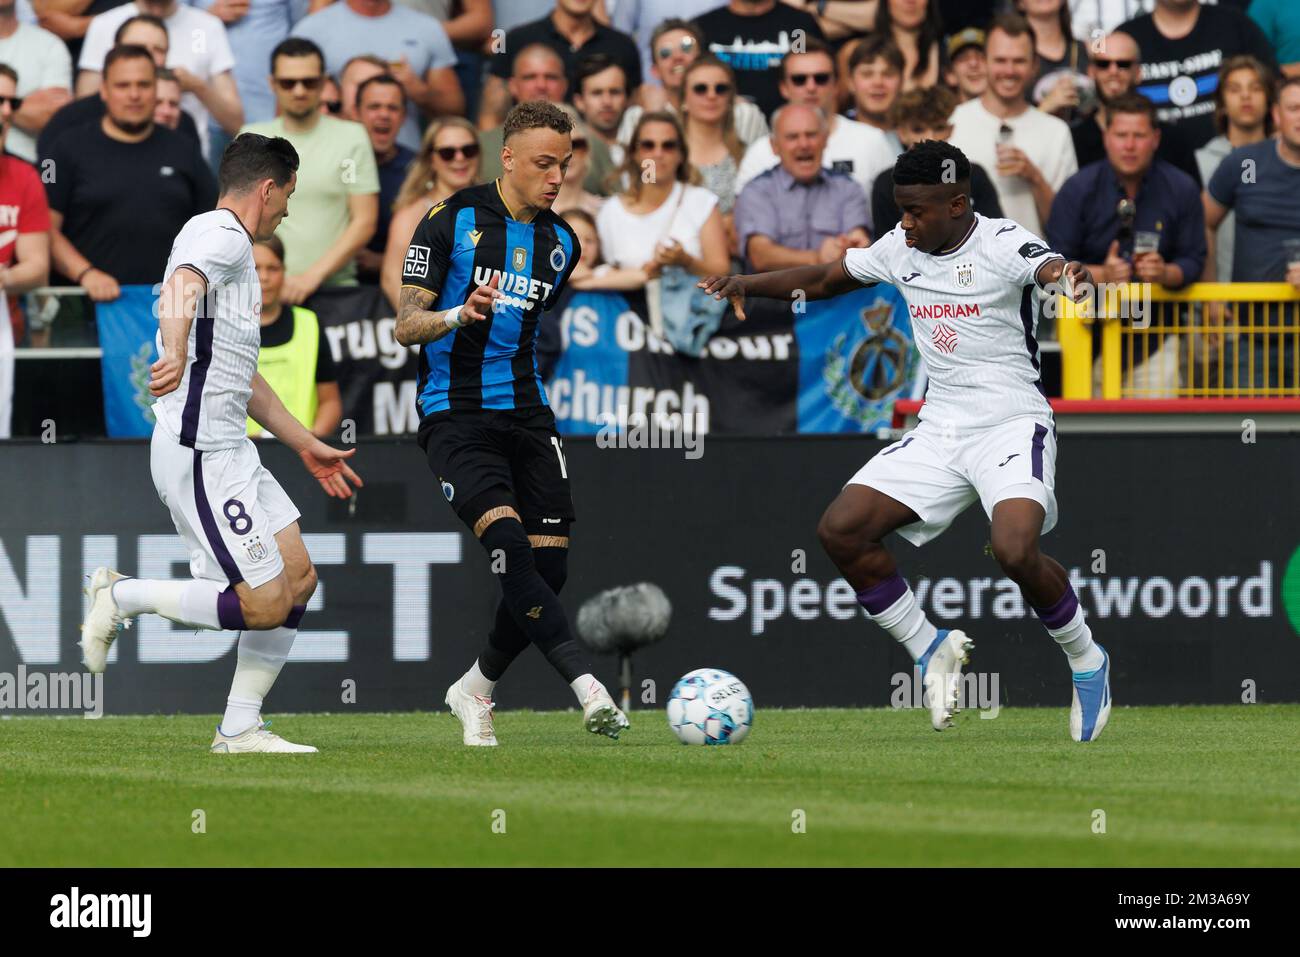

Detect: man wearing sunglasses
1069,29,1201,187
396,100,629,748
734,36,895,228
241,38,379,305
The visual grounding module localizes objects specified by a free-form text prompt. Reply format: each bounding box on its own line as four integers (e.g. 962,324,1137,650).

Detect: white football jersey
842,215,1062,431
153,209,262,450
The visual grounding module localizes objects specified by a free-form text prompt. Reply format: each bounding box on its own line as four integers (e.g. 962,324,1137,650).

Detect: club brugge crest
245,537,268,562
512,246,527,272
550,243,567,272
955,262,974,288
440,478,455,502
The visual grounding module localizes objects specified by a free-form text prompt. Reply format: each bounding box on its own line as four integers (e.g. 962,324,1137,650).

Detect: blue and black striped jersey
400,180,580,415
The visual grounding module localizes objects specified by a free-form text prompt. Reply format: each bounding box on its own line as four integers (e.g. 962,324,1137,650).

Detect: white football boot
918,629,975,730
210,720,318,753
79,567,132,673
582,684,630,739
445,680,498,746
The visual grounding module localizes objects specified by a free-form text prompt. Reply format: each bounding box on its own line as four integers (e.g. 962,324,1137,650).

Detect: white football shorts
150,427,301,588
847,414,1058,546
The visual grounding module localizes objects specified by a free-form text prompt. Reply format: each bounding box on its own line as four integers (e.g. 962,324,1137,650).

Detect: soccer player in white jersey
78,133,363,753
700,140,1111,742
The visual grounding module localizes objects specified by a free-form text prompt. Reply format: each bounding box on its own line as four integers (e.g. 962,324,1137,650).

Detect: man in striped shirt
396,100,628,747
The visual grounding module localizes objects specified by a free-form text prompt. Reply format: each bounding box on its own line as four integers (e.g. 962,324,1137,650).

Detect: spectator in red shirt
0,63,52,437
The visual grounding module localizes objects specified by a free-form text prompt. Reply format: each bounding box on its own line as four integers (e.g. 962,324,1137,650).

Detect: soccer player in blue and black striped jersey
396,101,628,747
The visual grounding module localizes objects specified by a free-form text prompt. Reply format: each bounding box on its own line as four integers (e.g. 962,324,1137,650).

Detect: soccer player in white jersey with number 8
79,133,363,753
701,140,1111,742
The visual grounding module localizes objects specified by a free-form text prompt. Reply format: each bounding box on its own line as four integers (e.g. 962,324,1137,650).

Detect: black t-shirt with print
693,4,824,120
1120,5,1277,150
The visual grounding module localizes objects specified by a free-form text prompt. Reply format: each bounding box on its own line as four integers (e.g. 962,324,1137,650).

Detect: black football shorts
417,407,575,536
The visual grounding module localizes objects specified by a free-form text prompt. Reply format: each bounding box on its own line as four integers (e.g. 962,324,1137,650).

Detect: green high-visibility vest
248,306,319,438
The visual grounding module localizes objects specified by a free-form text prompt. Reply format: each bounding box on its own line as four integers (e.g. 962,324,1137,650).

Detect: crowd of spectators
3,0,1300,437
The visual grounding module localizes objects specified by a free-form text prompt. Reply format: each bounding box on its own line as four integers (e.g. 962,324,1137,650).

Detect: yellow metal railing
1058,283,1300,398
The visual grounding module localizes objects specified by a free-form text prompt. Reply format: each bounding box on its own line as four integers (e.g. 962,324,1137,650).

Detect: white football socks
112,578,225,629
1047,605,1105,673
868,587,939,661
220,624,298,736
570,673,600,705
460,660,496,698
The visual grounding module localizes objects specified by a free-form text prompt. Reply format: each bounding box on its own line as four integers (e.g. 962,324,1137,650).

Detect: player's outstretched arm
698,260,860,321
394,274,504,346
150,266,207,397
248,373,362,499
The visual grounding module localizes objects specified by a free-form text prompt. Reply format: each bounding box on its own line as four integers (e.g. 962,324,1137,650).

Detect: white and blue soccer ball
666,668,753,745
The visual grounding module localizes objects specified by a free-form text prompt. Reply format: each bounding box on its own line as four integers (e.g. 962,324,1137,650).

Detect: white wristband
443,305,464,329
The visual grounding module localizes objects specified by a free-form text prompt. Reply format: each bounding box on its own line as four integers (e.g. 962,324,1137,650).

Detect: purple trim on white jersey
192,449,244,586
1031,423,1047,481
179,317,214,448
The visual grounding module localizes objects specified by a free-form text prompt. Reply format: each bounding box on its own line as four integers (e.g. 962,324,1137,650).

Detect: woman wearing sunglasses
680,56,745,264
618,19,768,153
381,117,482,310
596,111,729,291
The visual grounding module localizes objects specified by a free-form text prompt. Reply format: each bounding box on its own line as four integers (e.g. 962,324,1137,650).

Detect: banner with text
103,285,920,439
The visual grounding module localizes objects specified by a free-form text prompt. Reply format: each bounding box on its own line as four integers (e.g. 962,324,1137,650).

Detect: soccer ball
666,668,753,745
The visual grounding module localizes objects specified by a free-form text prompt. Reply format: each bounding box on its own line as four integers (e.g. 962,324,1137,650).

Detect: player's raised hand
149,350,187,397
1063,261,1093,302
299,441,364,499
461,272,505,323
697,274,747,322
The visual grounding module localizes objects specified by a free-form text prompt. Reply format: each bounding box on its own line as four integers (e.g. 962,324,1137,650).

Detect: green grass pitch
2,705,1297,867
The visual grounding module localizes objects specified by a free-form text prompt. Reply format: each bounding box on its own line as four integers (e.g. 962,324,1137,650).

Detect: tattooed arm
395,275,504,346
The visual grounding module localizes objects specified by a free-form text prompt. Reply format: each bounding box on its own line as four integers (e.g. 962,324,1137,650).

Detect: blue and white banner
544,285,915,435
97,285,159,438
96,283,918,439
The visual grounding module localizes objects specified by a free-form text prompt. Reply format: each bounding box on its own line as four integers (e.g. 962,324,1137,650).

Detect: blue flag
795,284,917,434
97,285,160,438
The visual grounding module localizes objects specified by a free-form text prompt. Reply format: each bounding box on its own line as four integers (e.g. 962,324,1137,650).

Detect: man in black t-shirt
480,0,642,129
37,15,200,163
694,0,823,120
1120,0,1277,150
43,46,216,301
